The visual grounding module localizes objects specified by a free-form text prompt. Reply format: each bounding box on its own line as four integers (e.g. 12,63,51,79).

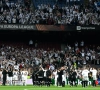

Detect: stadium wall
0,79,100,85
0,24,100,31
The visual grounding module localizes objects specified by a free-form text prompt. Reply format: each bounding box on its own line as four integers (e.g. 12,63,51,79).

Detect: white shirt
80,41,84,46
63,70,66,77
53,71,58,80
29,40,33,45
49,65,55,70
92,55,95,60
82,69,89,77
21,71,28,77
81,52,85,57
49,8,52,13
0,71,2,77
87,52,91,56
53,71,57,75
55,53,58,57
35,60,39,65
90,69,97,76
12,18,16,23
14,65,19,70
1,51,5,56
75,42,78,47
13,71,18,76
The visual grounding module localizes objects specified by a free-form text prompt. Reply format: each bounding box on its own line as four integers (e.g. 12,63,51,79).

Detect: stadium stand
0,38,100,74
0,0,32,24
33,0,100,25
0,0,100,87
0,0,100,25
0,31,100,71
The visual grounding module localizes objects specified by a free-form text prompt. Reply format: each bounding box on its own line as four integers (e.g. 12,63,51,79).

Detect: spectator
0,0,100,25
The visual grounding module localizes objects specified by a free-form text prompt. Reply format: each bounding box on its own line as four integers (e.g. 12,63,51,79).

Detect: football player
21,68,28,86
53,69,58,86
82,67,89,88
90,68,97,87
12,69,18,85
7,67,13,85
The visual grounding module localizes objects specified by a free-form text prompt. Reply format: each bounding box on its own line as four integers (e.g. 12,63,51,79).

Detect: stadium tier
0,0,100,88
0,0,100,25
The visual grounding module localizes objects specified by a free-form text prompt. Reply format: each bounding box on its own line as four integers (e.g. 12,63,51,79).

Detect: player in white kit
12,70,18,85
7,68,13,86
82,67,89,88
21,69,28,86
62,67,67,86
53,69,58,86
17,69,22,85
90,68,97,87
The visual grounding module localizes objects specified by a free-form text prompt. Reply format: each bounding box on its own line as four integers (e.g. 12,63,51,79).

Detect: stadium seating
0,0,99,25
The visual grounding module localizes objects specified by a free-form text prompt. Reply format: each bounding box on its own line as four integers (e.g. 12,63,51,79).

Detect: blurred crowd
35,0,100,25
0,0,100,25
0,0,32,24
0,41,100,76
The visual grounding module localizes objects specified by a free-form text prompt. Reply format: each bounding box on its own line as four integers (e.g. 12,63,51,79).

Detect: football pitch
0,85,100,90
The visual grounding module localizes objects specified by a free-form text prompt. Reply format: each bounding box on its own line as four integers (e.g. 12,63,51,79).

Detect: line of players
32,66,75,87
68,67,98,88
32,65,52,87
81,67,97,88
0,66,98,87
32,66,98,88
0,68,28,86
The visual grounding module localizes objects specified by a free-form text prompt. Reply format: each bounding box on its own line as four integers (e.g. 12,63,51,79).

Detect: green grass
0,85,100,90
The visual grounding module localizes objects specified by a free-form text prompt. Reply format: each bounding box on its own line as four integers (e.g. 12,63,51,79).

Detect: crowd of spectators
0,0,100,25
0,41,100,76
35,0,100,25
0,0,32,24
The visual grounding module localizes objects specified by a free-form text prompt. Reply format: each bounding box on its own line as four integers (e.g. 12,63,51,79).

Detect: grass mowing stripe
0,85,99,90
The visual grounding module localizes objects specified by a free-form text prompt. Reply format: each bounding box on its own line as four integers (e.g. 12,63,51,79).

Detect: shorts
93,75,97,80
12,76,18,81
22,76,27,81
7,77,12,81
82,76,88,81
